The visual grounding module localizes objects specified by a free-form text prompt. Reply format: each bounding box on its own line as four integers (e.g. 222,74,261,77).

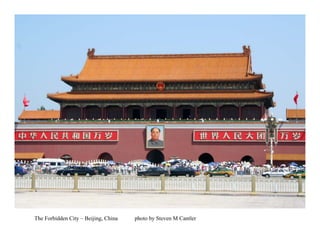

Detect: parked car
137,167,169,176
283,169,305,179
204,166,234,177
92,166,112,176
262,168,289,178
15,165,27,176
169,166,199,177
56,166,96,176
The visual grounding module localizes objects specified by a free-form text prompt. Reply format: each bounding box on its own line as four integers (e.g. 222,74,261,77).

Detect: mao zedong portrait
147,126,164,148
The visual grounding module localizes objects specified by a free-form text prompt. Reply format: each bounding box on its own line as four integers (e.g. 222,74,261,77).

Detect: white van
34,158,67,173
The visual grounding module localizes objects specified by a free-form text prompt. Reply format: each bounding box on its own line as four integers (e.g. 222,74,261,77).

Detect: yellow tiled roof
286,109,305,119
61,46,261,82
18,110,60,120
15,152,45,160
48,91,273,102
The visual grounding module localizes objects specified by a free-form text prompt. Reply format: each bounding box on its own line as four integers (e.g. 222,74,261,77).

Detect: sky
15,14,305,121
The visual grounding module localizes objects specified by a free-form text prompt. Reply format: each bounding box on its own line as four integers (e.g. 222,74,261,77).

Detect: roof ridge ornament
242,45,251,55
87,48,95,58
243,45,252,74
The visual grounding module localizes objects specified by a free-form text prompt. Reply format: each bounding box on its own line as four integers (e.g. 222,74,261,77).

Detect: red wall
15,127,305,165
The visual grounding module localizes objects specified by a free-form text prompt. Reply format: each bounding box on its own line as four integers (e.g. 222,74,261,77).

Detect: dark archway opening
198,153,214,164
60,154,72,161
241,155,255,164
146,150,165,164
98,152,114,161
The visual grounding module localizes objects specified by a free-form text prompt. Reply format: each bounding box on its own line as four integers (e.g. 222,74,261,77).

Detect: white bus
33,158,67,173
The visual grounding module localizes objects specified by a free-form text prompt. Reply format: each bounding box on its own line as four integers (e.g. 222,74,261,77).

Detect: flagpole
23,94,25,111
294,91,299,123
296,101,298,123
296,92,298,123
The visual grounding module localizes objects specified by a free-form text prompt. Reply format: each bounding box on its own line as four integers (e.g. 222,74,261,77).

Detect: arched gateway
198,153,214,164
98,152,113,161
146,150,165,164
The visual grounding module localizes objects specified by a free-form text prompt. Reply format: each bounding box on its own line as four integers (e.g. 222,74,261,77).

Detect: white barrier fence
15,174,305,194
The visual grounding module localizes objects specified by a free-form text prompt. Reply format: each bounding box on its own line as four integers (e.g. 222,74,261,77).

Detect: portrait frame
146,125,165,149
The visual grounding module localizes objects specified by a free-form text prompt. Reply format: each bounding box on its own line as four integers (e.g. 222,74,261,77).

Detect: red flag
23,95,30,107
293,92,299,105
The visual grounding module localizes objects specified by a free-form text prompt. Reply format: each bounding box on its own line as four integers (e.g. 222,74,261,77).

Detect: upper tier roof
61,46,262,83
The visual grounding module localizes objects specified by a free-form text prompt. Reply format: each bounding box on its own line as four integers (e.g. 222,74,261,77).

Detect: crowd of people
14,158,304,176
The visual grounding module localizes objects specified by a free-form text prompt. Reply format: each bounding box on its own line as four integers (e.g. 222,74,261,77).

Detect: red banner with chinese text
193,130,305,142
15,130,119,142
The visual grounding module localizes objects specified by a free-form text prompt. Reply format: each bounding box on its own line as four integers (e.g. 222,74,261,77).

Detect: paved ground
15,190,305,208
